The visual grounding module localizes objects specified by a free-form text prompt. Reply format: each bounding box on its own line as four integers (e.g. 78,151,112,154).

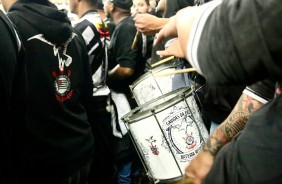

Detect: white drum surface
124,87,209,182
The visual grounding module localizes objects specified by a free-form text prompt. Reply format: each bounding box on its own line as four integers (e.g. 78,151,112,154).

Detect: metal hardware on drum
130,61,191,106
123,87,209,183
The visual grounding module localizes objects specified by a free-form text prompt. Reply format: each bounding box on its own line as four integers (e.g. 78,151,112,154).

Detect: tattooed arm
184,93,264,184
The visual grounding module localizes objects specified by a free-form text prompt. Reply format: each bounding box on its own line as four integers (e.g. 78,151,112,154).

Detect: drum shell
123,87,209,182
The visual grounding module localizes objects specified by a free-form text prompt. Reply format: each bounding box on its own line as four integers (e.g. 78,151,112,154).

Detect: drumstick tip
131,31,140,50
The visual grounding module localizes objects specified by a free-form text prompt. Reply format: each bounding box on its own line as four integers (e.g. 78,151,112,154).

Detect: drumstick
131,31,140,50
154,68,197,77
173,178,194,184
151,56,175,68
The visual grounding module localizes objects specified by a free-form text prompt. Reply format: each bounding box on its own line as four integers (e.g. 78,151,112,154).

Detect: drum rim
123,86,198,123
129,62,177,91
147,175,183,183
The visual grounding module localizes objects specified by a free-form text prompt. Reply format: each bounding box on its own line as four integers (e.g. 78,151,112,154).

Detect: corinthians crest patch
53,70,73,102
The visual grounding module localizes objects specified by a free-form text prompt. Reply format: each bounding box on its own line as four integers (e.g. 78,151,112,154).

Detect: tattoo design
202,137,223,156
202,94,264,157
222,111,249,142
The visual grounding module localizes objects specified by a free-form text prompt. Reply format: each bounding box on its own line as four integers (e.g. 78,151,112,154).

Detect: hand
134,13,169,36
156,38,185,58
155,6,198,61
185,150,214,184
154,16,178,46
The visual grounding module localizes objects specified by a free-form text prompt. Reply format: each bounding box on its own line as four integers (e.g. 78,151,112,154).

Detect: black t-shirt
202,84,245,124
202,79,275,125
105,18,116,38
164,0,194,18
107,16,146,94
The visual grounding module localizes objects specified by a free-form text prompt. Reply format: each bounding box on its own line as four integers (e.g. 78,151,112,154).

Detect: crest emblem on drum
162,105,205,162
146,136,159,156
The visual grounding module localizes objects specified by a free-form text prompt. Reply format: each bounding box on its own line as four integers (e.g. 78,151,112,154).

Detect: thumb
156,50,170,58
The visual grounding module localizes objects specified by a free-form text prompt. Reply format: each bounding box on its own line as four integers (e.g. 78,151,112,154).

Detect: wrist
202,136,224,157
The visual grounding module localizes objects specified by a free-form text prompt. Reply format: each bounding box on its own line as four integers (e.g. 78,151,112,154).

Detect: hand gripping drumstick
154,68,197,77
151,56,175,68
131,31,140,50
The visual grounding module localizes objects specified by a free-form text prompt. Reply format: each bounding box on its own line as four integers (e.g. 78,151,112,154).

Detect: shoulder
75,12,103,30
119,17,135,28
70,28,88,54
115,17,136,35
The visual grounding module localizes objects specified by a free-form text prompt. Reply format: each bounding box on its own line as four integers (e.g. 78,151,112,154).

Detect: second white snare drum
130,61,191,106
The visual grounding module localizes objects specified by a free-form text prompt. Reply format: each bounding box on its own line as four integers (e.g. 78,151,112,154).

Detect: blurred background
0,0,70,12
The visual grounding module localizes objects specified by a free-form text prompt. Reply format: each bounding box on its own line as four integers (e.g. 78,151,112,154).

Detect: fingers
156,50,168,58
153,26,165,46
156,38,185,59
154,16,177,46
134,13,158,35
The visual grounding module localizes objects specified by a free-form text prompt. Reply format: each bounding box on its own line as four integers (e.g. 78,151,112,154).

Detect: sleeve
75,18,106,74
75,18,104,58
187,0,282,85
243,79,276,104
72,27,93,108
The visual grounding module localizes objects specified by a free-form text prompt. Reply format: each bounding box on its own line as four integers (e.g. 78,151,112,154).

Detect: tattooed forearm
202,93,264,157
220,110,249,142
202,136,223,156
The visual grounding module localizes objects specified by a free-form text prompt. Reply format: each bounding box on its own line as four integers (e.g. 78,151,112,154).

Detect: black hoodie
8,1,94,182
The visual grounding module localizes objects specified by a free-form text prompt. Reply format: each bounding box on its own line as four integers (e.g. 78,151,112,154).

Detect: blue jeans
117,162,132,184
210,121,219,135
116,161,141,184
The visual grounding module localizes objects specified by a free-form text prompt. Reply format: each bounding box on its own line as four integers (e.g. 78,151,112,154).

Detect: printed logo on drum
182,132,197,150
146,136,159,155
162,105,205,162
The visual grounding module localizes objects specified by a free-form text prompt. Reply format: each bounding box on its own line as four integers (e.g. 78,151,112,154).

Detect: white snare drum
130,61,191,106
123,87,209,183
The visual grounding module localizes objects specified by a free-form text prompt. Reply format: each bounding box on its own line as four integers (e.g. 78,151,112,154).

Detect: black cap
97,0,104,9
112,0,132,10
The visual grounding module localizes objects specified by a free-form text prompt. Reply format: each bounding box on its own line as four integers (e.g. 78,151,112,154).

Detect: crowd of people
1,0,281,184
